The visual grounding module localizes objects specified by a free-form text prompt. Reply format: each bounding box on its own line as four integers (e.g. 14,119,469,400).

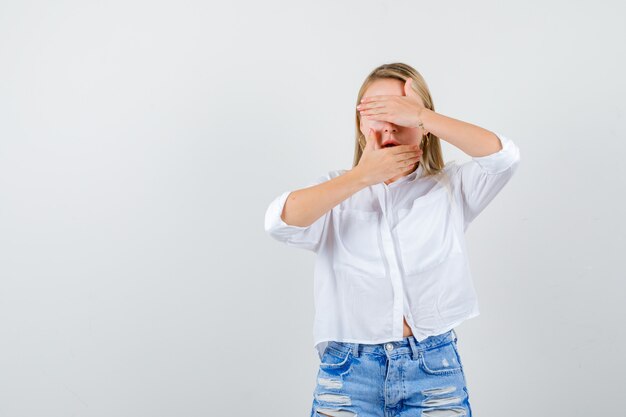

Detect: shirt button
385,343,394,351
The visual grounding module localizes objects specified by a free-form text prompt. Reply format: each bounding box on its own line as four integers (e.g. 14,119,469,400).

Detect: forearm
418,108,503,157
281,169,368,227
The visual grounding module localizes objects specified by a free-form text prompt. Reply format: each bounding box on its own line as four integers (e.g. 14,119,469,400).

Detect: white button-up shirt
265,132,521,359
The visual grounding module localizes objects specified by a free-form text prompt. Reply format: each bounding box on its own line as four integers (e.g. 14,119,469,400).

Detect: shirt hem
313,308,481,359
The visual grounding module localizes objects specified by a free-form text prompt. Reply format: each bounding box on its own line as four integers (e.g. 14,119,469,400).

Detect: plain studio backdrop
0,0,624,416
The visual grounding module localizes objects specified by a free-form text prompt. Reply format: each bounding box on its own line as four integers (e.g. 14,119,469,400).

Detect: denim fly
310,329,472,417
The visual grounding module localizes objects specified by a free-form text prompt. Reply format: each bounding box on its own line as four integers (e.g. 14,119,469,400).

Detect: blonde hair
353,62,445,177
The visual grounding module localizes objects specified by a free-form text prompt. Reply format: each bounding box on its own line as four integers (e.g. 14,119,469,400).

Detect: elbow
472,132,520,175
486,131,504,155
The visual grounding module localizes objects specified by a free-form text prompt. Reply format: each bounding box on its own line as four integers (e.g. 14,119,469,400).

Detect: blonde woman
264,62,521,417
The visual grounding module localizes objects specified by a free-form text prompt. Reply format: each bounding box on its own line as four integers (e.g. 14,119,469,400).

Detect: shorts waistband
324,329,457,359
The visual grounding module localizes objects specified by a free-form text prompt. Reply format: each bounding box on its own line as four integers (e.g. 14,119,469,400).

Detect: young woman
264,62,521,417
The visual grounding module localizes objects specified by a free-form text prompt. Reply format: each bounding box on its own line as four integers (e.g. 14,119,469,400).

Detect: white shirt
264,132,521,359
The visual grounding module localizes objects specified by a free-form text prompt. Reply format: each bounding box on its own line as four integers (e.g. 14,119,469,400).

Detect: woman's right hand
354,128,423,186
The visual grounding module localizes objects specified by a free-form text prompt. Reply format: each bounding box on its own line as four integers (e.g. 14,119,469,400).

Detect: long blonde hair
353,63,445,177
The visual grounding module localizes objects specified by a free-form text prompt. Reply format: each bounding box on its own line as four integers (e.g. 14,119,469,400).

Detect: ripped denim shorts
310,329,472,417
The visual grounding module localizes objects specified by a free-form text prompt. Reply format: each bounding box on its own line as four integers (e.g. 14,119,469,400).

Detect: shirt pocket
333,207,386,277
394,187,462,276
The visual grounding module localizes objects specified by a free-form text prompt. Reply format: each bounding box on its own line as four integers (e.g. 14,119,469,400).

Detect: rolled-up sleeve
264,172,331,252
458,132,521,228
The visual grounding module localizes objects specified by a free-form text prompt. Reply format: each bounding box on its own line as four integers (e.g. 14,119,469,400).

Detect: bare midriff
403,316,413,337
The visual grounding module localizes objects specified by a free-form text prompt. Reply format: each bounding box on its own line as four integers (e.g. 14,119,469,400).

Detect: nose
370,120,397,133
383,123,397,133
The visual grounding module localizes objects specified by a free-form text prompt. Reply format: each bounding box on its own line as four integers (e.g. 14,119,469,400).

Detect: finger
404,78,419,98
360,95,392,103
397,151,423,163
397,156,421,172
359,100,389,113
363,112,388,123
366,128,381,150
370,128,381,150
358,99,386,111
361,107,387,117
363,130,373,152
391,144,421,154
362,108,393,122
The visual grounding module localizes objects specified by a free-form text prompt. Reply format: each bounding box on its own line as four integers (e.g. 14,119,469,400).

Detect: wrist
416,106,426,129
346,166,371,188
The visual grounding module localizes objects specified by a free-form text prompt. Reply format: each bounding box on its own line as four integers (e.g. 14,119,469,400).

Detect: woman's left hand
357,79,427,130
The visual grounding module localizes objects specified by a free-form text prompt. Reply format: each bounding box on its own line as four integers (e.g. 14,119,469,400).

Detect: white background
1,1,624,416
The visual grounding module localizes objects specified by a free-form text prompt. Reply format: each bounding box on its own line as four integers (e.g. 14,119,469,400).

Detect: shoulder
443,160,461,174
425,161,466,194
433,161,462,184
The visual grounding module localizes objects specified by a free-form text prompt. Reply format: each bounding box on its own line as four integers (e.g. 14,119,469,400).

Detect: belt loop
407,336,419,361
352,343,359,358
451,328,458,343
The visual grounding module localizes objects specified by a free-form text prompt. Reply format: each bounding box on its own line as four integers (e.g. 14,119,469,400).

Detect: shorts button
385,343,394,351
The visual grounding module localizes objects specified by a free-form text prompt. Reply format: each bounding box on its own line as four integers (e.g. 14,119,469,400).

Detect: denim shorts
310,329,472,417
